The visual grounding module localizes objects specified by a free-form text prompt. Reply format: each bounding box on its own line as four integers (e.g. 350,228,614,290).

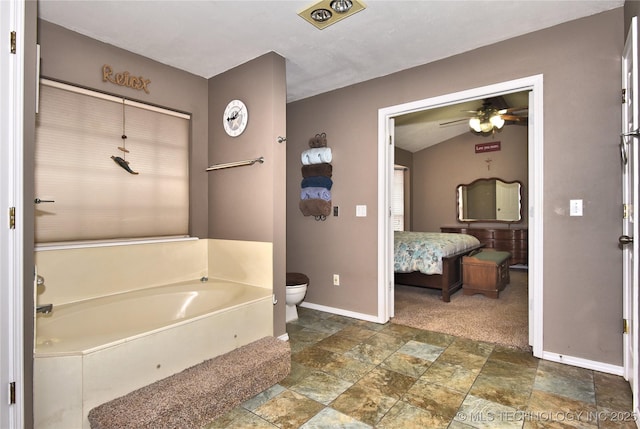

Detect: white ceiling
39,0,623,105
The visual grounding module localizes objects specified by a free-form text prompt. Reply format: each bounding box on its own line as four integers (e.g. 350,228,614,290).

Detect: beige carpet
392,269,530,350
88,337,290,429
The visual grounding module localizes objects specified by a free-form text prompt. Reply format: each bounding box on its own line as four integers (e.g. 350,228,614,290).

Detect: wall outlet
333,274,340,286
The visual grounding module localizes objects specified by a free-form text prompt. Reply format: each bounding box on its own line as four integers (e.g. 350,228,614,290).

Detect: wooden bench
462,250,511,299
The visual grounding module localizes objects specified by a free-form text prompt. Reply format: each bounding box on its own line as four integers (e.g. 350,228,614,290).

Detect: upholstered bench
462,250,511,299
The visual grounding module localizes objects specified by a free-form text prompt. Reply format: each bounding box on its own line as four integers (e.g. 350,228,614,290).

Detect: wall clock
223,99,248,137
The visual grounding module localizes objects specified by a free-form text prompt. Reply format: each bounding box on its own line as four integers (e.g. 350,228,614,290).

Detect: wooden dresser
441,226,528,265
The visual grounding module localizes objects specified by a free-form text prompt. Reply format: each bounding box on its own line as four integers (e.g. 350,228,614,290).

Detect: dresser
441,226,528,265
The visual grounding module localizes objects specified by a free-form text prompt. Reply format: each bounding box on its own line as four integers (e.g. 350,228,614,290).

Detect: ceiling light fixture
330,0,353,13
311,8,332,22
469,108,505,134
299,0,366,30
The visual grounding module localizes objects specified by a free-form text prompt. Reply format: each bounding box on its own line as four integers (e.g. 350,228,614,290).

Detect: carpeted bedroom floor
392,269,530,350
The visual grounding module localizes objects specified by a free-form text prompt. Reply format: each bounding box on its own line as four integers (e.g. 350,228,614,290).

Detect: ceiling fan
441,97,528,134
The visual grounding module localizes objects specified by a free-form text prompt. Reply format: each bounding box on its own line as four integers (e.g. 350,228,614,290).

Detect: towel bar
206,156,264,171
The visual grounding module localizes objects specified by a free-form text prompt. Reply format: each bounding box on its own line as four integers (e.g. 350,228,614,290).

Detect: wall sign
102,64,151,94
475,141,501,153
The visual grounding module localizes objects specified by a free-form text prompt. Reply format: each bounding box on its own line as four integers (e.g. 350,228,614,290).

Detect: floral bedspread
394,231,481,275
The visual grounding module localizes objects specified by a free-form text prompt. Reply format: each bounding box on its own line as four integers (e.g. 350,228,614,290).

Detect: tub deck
36,278,271,356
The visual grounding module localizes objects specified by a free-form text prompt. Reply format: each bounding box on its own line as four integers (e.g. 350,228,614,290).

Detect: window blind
392,166,406,231
34,80,190,244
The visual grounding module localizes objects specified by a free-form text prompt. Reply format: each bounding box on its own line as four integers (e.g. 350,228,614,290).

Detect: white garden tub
34,277,273,429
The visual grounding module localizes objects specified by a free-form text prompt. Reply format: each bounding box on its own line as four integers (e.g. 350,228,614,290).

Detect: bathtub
34,277,273,429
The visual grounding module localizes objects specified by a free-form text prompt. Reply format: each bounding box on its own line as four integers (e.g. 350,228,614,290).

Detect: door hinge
8,207,15,229
623,318,629,334
10,31,16,54
389,135,392,145
8,382,15,404
623,88,627,104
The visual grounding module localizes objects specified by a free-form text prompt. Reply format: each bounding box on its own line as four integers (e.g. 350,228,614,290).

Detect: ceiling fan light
479,121,493,133
490,114,505,129
330,0,353,13
469,117,481,132
311,8,332,22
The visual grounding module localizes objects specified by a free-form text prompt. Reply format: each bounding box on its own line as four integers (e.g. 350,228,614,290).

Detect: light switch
356,205,367,217
570,199,583,216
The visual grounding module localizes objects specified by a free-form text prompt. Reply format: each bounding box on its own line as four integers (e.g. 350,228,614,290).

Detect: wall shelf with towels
206,156,264,171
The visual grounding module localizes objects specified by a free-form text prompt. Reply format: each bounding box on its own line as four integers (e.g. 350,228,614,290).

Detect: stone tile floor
207,307,635,428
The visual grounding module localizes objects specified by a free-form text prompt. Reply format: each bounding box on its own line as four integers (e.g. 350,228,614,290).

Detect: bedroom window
34,79,191,244
392,166,406,231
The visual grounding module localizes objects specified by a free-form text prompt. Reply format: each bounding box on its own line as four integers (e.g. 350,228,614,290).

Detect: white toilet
285,272,309,322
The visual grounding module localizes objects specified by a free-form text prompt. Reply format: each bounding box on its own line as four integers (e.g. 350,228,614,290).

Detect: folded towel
301,147,332,165
301,163,332,178
301,187,331,201
308,133,327,148
301,176,333,190
299,199,332,217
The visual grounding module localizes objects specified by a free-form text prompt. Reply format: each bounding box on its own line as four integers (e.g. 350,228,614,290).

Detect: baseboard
299,302,381,324
298,304,625,377
277,333,289,342
542,351,624,376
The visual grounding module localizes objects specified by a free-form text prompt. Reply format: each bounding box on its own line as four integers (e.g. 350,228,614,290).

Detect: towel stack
299,133,333,219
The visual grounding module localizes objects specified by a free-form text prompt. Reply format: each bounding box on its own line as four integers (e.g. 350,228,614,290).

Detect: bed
394,231,482,302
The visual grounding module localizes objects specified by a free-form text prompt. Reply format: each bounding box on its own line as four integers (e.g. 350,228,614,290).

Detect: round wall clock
223,99,248,137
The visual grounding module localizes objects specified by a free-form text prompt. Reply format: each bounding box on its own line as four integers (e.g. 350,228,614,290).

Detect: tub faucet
36,304,53,314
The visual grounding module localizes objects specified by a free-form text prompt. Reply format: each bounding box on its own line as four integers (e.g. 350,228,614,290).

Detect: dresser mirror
457,178,522,222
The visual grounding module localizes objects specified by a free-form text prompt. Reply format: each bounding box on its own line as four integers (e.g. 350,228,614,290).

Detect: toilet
285,272,309,322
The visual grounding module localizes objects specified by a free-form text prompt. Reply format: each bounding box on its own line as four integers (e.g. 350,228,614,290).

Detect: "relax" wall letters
102,64,151,94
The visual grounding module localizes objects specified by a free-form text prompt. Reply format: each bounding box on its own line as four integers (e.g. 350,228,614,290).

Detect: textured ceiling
38,0,623,104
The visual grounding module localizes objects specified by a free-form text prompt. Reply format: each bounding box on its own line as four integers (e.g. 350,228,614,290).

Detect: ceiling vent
298,0,366,30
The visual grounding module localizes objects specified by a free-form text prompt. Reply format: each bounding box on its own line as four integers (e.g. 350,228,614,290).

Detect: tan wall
287,9,624,365
207,53,287,337
625,2,640,37
412,125,528,232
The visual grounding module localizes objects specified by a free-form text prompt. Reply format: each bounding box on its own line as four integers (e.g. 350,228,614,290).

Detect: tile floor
207,307,635,429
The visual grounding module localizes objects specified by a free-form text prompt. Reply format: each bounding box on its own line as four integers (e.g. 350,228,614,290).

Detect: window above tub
35,79,191,244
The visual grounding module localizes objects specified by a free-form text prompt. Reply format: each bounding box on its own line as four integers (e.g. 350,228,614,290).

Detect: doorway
621,15,639,418
377,75,544,357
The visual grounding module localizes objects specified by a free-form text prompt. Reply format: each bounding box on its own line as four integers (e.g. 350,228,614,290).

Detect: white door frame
0,0,26,427
377,75,544,357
